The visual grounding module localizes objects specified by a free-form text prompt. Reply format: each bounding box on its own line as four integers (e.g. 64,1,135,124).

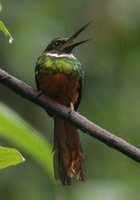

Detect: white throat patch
46,53,76,59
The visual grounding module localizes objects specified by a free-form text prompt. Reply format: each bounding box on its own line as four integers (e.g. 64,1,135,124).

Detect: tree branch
0,68,140,163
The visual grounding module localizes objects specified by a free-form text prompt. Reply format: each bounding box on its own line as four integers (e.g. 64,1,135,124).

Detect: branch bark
0,68,140,163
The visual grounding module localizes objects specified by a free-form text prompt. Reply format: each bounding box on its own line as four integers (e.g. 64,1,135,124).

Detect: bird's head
44,22,91,54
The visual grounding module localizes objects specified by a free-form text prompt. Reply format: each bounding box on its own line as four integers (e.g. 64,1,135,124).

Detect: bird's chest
36,73,81,106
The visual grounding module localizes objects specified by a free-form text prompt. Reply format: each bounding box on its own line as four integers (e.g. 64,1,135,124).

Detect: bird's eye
54,41,61,46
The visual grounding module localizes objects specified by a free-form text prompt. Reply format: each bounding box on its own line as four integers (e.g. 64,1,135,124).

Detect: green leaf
0,2,13,43
0,103,53,180
0,146,25,169
0,21,13,43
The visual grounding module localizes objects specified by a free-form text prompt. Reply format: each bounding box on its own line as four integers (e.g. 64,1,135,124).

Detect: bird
35,22,91,185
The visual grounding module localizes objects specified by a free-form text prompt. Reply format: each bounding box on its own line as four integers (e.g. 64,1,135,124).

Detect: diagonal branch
0,68,140,163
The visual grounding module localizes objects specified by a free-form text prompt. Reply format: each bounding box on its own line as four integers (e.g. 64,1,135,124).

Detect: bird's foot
70,102,74,111
68,102,74,116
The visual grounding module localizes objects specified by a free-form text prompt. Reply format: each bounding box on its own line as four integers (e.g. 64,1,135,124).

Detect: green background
0,0,140,199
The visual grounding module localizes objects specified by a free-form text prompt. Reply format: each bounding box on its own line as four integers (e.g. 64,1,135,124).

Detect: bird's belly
37,73,80,107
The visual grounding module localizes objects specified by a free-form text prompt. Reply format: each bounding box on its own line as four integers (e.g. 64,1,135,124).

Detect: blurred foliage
0,0,140,200
0,146,24,169
0,21,13,43
0,103,53,177
0,2,23,172
0,2,13,43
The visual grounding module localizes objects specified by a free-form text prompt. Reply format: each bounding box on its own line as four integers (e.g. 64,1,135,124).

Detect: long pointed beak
63,22,92,53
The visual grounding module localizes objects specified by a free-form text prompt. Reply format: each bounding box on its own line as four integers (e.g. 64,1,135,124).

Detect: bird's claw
68,102,74,116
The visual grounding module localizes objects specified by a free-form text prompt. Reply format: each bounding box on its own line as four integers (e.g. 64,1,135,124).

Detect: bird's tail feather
53,116,85,185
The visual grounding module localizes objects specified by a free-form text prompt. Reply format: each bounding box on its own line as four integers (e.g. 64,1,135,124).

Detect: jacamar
35,23,91,185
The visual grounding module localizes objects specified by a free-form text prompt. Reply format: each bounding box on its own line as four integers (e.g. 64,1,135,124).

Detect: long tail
53,116,85,185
